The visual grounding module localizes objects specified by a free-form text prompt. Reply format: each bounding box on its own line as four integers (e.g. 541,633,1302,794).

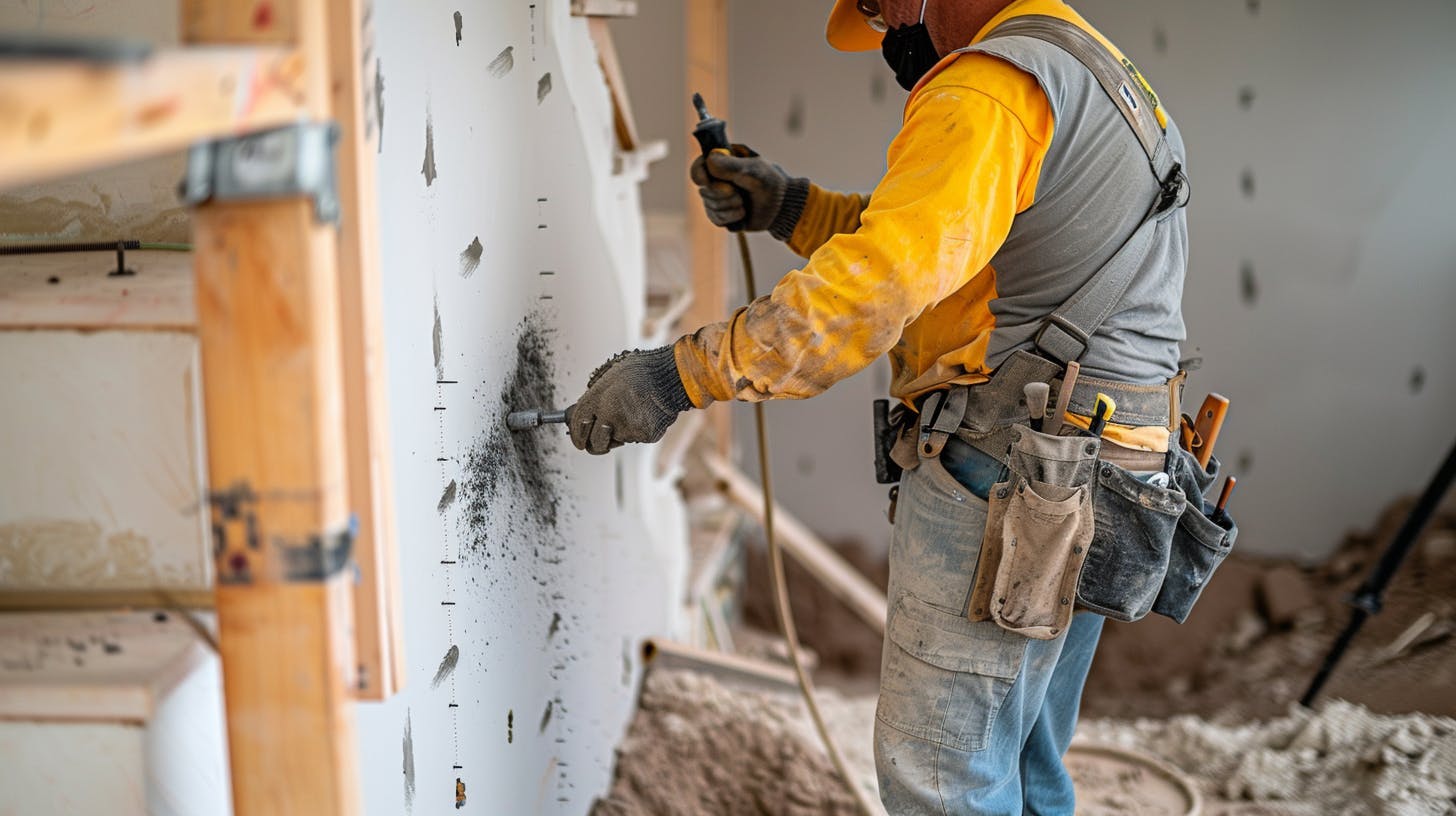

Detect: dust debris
537,73,552,104
422,109,438,186
459,313,562,558
403,709,416,811
1080,702,1456,816
590,669,872,816
460,236,483,278
455,777,466,809
869,71,887,104
548,611,562,640
786,93,806,136
508,708,515,743
540,699,554,733
1240,260,1259,306
488,46,514,78
433,296,445,380
453,11,463,46
432,644,460,688
438,479,457,513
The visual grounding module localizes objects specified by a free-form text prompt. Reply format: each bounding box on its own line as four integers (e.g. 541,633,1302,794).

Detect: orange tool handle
1190,393,1229,469
1215,475,1237,515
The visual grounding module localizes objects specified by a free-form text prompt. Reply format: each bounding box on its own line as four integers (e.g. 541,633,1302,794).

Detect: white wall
355,1,686,814
618,0,1456,561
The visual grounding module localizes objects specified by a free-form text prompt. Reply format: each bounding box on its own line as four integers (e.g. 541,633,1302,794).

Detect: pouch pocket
967,427,1098,639
990,477,1093,638
877,593,1025,751
1076,461,1184,621
1153,502,1237,623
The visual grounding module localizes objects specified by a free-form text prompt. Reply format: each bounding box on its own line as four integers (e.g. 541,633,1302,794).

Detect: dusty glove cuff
642,345,694,414
769,176,811,242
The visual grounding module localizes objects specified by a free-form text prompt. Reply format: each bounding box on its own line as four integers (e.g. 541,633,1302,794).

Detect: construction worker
569,0,1196,812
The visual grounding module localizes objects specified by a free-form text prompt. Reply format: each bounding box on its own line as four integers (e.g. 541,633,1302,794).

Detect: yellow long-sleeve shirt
673,0,1171,451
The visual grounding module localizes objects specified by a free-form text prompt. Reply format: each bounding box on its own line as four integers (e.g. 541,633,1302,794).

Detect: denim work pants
874,449,1105,815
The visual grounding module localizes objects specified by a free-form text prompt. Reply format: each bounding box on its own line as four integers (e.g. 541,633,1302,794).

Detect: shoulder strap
973,14,1190,366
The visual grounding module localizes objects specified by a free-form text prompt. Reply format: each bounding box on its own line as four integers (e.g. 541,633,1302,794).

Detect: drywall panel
0,331,210,592
355,2,687,814
616,0,1456,560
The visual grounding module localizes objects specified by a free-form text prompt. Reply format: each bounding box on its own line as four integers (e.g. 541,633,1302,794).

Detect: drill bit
506,409,568,431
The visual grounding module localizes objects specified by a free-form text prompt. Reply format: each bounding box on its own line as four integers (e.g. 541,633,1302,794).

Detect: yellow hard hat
827,0,885,52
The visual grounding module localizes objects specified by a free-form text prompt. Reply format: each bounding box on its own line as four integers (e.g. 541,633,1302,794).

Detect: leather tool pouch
967,426,1098,639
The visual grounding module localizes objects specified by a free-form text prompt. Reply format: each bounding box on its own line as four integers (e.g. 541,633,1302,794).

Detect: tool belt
879,350,1238,635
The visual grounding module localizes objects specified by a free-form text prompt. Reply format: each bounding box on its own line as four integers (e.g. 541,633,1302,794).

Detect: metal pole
1301,437,1456,707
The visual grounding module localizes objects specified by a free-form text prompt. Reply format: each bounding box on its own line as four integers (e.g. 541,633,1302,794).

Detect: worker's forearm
785,184,869,259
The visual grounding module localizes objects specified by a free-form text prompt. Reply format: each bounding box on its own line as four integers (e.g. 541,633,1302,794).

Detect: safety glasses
856,0,888,33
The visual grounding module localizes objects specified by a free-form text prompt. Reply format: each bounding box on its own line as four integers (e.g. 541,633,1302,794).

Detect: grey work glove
566,346,693,455
690,144,810,241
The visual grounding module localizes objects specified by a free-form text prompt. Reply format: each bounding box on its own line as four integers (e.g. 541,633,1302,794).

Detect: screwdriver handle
690,92,749,232
1215,475,1236,515
1191,394,1230,469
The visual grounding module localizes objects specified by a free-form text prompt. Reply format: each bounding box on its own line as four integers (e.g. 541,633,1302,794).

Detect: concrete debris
590,669,876,816
1081,701,1456,816
596,668,1456,816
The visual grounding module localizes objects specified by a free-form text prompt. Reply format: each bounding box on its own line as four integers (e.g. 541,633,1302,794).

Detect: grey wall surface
619,0,1456,560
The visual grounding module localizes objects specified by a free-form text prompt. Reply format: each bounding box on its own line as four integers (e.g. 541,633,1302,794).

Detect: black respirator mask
881,0,941,91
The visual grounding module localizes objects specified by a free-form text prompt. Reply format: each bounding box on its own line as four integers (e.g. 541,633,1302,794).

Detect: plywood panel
0,331,210,592
354,1,687,813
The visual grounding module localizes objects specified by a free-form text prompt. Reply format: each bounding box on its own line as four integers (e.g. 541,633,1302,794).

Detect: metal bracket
182,122,341,223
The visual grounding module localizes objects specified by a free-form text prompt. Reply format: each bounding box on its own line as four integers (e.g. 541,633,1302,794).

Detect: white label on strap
1118,81,1140,111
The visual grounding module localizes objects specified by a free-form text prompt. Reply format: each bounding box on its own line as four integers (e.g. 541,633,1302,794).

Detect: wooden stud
587,18,639,151
0,48,308,190
569,0,638,17
703,453,888,636
327,0,405,701
182,0,361,806
191,197,362,816
683,0,733,454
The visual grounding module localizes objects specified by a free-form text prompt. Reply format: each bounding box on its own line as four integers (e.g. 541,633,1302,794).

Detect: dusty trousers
874,439,1104,815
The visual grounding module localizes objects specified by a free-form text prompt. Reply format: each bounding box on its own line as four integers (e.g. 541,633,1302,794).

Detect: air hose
735,232,879,815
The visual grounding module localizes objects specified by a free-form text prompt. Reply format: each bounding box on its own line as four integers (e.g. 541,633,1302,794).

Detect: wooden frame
182,1,363,812
683,0,733,453
0,48,307,190
327,0,405,701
